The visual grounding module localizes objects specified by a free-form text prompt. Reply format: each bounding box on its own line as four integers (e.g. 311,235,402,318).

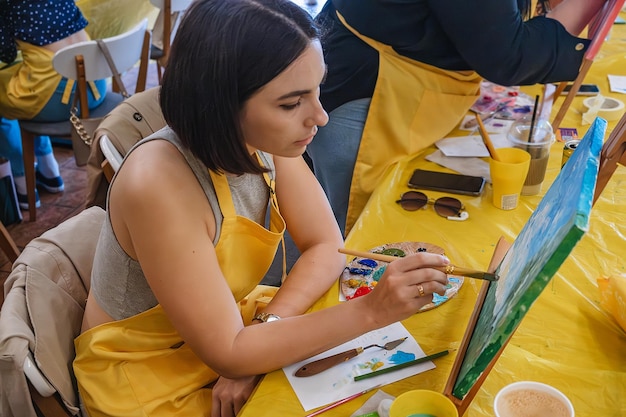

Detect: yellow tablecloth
240,14,626,417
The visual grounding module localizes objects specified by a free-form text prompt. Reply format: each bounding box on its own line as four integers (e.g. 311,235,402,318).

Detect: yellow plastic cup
389,389,458,417
489,147,531,210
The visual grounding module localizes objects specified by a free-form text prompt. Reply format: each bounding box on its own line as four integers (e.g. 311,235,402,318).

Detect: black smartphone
408,169,486,196
560,83,600,96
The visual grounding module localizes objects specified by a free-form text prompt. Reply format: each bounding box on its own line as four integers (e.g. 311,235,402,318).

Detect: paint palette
339,241,464,312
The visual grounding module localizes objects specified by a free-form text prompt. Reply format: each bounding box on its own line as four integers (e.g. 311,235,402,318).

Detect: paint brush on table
304,384,382,417
338,248,499,281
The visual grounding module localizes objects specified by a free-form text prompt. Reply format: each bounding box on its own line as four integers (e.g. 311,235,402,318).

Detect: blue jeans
0,78,108,176
33,78,108,122
0,118,52,177
261,98,371,286
306,98,371,235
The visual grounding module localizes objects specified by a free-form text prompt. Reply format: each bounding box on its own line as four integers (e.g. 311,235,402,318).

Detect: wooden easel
594,111,626,204
439,115,623,415
552,0,626,131
442,237,510,416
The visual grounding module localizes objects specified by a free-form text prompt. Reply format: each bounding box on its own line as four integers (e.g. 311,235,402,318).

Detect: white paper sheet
282,322,435,412
435,133,513,158
608,74,626,94
425,150,491,183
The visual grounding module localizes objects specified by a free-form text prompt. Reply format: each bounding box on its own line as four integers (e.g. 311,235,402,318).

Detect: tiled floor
0,63,160,304
0,145,87,301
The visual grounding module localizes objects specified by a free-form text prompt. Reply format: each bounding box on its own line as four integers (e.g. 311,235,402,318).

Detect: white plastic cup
494,381,574,417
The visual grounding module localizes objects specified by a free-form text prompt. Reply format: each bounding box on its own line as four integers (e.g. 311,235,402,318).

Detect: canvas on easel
443,117,606,416
552,0,626,130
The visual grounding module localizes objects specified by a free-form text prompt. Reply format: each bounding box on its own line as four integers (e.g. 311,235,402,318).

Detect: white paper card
608,74,626,94
435,133,513,158
425,150,492,183
283,321,435,412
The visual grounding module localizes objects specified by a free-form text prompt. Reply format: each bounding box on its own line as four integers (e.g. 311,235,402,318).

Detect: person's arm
546,0,608,36
428,0,608,85
111,140,450,379
260,155,346,318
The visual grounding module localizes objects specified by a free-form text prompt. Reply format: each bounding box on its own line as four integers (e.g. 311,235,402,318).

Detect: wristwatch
252,312,281,323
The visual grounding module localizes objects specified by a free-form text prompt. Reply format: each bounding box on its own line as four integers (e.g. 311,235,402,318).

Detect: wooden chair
99,135,124,182
551,0,626,131
17,19,151,222
149,0,194,83
0,220,19,263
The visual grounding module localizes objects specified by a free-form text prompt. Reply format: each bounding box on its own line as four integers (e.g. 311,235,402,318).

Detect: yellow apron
74,160,286,417
0,41,61,119
0,40,99,119
337,13,483,233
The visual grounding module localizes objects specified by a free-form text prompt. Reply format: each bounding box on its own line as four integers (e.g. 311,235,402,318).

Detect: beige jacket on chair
85,86,165,209
0,207,105,417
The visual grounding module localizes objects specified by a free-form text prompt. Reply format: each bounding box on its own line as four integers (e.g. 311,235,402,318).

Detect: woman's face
240,40,328,157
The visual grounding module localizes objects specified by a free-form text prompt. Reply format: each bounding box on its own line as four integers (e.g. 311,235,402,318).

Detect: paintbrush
339,248,499,281
304,384,382,417
475,114,501,161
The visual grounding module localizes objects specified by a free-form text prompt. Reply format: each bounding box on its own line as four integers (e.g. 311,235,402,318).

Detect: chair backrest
99,134,124,181
149,0,194,60
150,0,194,12
53,19,149,82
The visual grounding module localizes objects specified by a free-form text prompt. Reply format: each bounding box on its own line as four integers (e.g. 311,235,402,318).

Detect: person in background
0,0,108,209
307,0,611,234
73,1,450,416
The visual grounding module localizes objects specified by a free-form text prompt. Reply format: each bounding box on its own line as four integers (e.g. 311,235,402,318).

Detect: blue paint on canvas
452,117,606,398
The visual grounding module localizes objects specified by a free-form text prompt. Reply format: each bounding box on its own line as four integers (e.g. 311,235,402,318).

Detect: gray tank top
90,127,275,320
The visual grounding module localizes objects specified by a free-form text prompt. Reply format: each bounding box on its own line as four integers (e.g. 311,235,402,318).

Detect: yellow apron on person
337,13,483,234
0,41,61,119
0,40,99,119
73,160,286,417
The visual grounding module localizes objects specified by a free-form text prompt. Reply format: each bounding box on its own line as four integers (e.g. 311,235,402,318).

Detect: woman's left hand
211,374,262,417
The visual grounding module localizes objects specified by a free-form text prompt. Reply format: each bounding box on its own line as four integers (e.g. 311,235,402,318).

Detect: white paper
435,133,513,158
283,322,435,412
425,150,492,183
608,74,626,94
349,390,395,417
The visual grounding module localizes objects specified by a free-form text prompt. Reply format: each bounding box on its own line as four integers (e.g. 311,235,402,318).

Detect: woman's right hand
363,252,450,325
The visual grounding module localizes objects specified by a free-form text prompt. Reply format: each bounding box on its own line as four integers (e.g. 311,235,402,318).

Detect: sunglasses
396,191,469,221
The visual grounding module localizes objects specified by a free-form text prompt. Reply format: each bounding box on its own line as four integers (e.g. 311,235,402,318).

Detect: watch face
265,314,280,322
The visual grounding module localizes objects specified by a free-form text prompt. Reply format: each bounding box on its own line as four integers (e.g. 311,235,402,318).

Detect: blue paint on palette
358,259,378,268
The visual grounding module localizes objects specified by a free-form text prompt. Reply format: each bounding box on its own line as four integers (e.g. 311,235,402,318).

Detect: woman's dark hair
160,0,319,175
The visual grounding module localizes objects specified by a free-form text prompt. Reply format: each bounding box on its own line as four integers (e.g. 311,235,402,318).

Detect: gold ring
418,284,425,297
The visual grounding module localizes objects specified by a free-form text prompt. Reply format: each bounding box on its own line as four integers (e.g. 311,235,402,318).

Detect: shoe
36,170,64,193
17,189,41,210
